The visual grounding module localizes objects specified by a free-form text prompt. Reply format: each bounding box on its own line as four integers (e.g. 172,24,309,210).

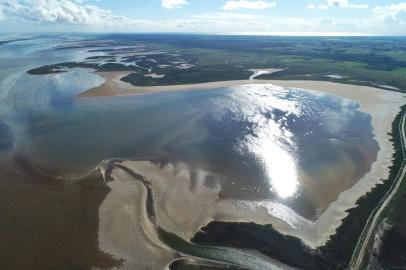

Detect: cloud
307,0,368,10
306,4,328,10
327,0,347,7
373,3,406,23
327,0,368,8
306,4,316,9
1,0,406,35
161,0,188,9
0,0,147,26
0,0,265,31
193,12,259,21
222,0,276,10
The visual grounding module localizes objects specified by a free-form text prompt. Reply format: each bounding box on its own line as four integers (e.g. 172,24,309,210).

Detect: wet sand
98,160,292,269
89,72,406,248
77,72,134,97
98,165,174,269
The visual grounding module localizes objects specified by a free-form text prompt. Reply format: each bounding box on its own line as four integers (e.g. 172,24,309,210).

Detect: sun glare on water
235,85,300,199
258,135,298,198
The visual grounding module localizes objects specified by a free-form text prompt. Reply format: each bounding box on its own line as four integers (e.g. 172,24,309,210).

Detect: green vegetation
27,35,406,91
158,228,274,270
121,68,252,86
192,222,342,270
367,111,406,268
170,259,247,270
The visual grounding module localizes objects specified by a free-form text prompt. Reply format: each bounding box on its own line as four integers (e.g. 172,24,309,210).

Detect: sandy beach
77,71,287,97
91,71,406,249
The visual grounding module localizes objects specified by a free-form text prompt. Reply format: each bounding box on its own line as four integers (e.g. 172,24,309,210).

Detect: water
0,35,378,227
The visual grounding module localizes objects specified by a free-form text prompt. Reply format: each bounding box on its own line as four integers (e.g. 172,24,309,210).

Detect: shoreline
90,71,406,248
98,160,292,269
97,163,175,269
77,71,290,97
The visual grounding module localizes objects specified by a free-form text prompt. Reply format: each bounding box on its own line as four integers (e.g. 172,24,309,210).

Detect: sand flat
77,72,133,97
98,165,175,269
98,161,294,269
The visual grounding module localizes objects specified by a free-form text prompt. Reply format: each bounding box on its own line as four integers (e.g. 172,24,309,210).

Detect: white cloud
346,4,368,8
373,3,406,23
0,0,263,31
1,0,406,35
306,4,316,9
327,0,368,8
306,3,329,10
223,0,276,10
193,12,259,21
307,0,368,10
161,0,188,9
0,0,144,25
327,0,347,7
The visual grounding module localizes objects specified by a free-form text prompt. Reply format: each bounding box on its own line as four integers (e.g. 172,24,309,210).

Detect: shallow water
0,36,378,225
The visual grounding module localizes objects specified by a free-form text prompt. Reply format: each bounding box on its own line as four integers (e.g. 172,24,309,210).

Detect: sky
1,0,406,35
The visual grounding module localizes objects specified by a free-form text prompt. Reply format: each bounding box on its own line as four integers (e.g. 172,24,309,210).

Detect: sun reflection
258,136,298,198
243,116,299,199
235,85,300,199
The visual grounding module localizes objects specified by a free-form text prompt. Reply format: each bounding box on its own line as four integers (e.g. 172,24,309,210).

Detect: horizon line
1,31,406,37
